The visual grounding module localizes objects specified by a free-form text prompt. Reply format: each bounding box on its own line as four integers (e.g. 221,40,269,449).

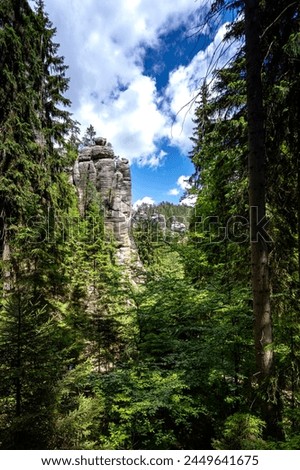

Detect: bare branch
260,2,297,39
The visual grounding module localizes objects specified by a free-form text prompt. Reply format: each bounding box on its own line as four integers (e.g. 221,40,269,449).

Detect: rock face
170,216,186,233
72,138,137,266
132,209,187,235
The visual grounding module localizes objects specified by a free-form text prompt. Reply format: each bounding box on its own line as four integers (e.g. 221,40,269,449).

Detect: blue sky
37,0,236,207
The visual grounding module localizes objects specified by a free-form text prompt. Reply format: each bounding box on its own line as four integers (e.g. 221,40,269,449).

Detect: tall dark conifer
189,0,300,442
244,0,272,380
0,0,77,448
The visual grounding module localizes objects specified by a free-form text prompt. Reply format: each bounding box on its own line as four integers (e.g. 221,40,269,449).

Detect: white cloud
167,174,192,198
165,22,238,153
177,175,192,191
173,174,197,206
168,188,180,196
139,150,168,168
133,196,156,209
180,195,197,206
43,0,234,166
76,75,169,164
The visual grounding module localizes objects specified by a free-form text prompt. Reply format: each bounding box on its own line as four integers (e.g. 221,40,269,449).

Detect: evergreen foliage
187,0,300,443
82,124,96,147
0,0,299,451
0,0,79,448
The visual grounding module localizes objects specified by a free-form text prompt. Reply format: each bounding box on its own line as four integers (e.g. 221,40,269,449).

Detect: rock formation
71,137,138,266
132,209,187,235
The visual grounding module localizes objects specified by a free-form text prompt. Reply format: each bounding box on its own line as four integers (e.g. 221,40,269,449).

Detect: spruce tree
0,0,78,448
82,124,96,147
188,0,300,442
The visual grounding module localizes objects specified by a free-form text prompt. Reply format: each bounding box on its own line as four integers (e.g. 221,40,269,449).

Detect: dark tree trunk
245,0,284,439
245,0,273,381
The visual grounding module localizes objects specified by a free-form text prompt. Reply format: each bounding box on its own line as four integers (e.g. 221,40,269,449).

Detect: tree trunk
244,0,285,439
245,0,273,381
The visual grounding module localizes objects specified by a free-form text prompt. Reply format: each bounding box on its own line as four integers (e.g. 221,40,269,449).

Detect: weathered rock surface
132,210,187,235
71,138,139,268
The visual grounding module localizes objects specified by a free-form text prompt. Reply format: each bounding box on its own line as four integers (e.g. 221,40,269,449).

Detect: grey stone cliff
71,137,138,266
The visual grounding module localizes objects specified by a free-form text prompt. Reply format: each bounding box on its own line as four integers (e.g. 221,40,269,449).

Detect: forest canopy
0,0,299,450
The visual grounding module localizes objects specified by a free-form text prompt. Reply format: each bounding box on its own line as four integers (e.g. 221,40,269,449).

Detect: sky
36,0,237,207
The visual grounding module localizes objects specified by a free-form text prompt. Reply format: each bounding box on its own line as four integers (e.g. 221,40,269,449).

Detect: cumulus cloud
177,175,192,191
167,174,194,200
133,196,156,209
165,22,238,153
43,0,234,166
168,188,180,196
180,195,197,206
77,76,169,163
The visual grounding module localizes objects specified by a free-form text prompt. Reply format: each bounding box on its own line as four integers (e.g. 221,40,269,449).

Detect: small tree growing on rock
82,124,96,147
